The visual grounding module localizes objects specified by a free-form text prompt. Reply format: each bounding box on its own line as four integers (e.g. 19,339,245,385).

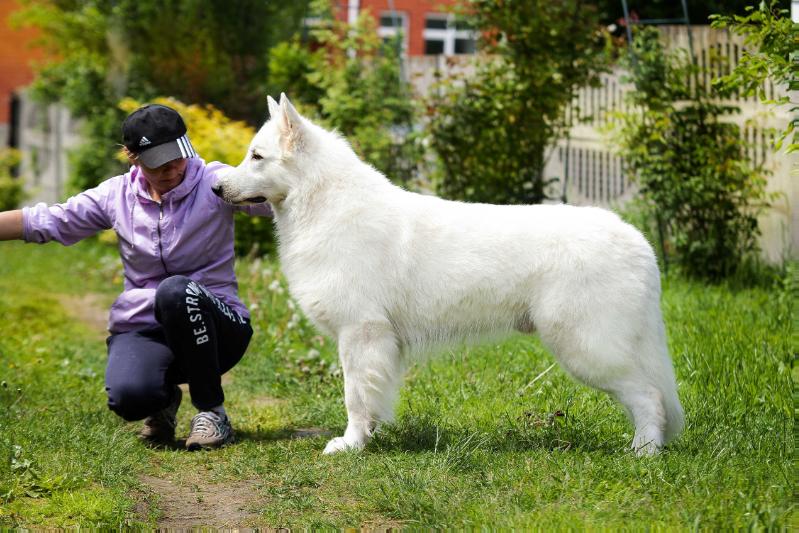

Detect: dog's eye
251,152,264,161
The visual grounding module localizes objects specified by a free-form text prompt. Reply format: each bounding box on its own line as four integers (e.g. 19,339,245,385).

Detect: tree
592,0,785,25
0,149,25,211
425,0,611,205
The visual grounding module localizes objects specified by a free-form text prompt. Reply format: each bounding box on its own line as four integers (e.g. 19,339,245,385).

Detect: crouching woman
0,104,271,450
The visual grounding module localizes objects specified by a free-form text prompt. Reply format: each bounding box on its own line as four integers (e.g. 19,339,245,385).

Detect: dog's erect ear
282,94,303,128
267,95,279,119
277,93,304,154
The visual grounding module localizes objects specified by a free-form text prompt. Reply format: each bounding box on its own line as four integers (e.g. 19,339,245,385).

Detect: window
378,11,408,52
423,14,477,56
424,17,448,30
424,39,445,55
454,38,476,54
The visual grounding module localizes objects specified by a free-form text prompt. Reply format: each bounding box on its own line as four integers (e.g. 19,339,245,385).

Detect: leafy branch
710,1,798,152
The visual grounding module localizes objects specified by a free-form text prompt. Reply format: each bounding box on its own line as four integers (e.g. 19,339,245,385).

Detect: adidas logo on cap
139,136,152,146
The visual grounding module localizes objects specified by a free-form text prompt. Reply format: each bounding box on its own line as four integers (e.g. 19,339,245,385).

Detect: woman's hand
0,210,23,241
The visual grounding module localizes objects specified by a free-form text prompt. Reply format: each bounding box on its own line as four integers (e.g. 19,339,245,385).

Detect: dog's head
212,93,314,206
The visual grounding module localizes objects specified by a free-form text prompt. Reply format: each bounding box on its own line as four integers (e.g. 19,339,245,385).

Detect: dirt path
56,293,111,337
56,291,338,527
56,293,265,526
137,475,265,528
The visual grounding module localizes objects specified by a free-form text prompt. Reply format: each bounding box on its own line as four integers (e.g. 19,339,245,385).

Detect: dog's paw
632,436,662,457
322,436,362,455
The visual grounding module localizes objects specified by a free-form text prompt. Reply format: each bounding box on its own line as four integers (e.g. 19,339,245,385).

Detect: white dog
214,94,684,456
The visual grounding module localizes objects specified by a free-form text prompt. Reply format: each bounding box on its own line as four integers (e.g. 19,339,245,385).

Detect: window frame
422,13,476,56
378,10,409,53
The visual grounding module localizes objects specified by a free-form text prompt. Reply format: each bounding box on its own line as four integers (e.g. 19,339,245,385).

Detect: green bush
610,28,771,280
67,109,129,195
0,149,25,211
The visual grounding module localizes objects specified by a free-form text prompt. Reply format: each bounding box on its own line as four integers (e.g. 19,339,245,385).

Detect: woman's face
138,157,188,195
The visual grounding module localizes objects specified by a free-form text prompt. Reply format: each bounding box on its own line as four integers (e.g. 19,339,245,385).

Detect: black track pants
104,275,253,421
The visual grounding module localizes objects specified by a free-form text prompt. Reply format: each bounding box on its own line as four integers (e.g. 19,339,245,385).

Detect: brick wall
341,0,457,56
0,0,44,138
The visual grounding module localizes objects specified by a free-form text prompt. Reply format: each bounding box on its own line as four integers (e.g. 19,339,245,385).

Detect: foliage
710,1,798,153
610,28,771,280
268,0,420,185
12,0,308,194
0,149,25,211
14,0,308,123
0,239,793,527
67,110,129,195
424,0,610,205
119,97,274,255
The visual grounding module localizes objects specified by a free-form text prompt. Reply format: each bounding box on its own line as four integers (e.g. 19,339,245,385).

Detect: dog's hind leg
551,345,670,455
610,381,668,455
538,303,682,455
323,321,404,454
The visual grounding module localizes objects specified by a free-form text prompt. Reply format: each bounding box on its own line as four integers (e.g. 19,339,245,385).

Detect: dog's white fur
215,94,684,456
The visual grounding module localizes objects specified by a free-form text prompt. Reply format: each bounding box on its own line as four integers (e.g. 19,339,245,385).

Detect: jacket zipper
156,202,171,276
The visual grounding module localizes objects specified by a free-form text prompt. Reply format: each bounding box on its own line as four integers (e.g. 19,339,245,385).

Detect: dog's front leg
323,321,403,455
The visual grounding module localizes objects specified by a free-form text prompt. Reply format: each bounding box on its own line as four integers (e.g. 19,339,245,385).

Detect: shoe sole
186,433,235,451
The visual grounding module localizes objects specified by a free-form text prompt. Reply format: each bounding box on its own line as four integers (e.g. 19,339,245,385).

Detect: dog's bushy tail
652,322,684,444
661,372,684,444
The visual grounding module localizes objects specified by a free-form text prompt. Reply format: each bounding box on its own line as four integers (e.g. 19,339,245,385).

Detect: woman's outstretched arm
0,210,23,241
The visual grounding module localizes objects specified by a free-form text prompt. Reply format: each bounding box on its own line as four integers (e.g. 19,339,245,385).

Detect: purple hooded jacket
22,158,271,333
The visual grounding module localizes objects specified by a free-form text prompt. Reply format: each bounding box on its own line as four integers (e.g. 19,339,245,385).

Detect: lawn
0,239,794,528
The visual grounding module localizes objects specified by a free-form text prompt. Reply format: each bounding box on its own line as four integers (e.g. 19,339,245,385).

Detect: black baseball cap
122,104,197,168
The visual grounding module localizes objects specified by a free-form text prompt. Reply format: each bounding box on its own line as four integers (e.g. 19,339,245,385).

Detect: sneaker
140,385,181,444
186,411,234,450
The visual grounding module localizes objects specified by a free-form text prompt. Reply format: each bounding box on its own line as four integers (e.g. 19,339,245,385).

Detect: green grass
0,239,794,528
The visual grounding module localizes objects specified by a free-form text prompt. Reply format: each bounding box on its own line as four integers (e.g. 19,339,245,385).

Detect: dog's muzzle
211,183,267,204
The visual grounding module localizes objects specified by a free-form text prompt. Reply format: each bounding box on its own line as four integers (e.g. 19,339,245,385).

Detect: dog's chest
278,242,356,334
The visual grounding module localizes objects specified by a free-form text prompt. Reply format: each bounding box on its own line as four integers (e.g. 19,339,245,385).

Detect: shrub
424,0,610,204
0,149,25,211
610,28,771,280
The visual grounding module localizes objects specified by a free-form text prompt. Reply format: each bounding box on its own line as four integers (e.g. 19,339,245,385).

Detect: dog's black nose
211,183,224,198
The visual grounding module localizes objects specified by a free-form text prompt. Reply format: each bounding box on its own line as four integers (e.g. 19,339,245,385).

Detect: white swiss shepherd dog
214,93,684,456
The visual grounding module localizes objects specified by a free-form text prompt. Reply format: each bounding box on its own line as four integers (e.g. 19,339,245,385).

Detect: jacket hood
129,157,205,203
